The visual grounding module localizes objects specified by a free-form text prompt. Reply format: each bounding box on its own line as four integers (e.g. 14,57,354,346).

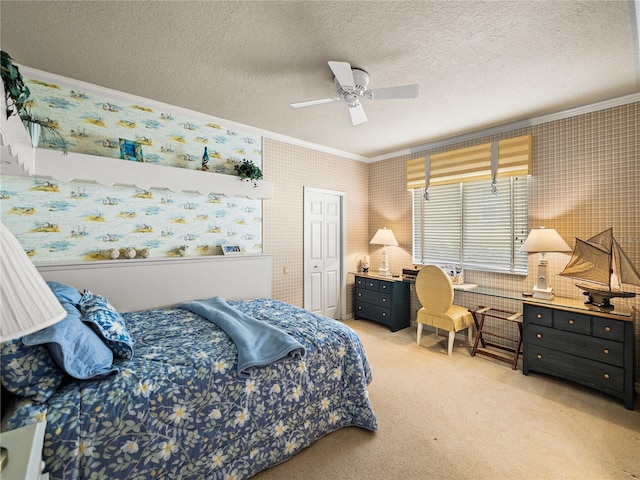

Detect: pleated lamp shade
1,222,66,342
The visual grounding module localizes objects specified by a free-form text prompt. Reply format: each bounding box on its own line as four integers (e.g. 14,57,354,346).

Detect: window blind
412,176,529,273
406,134,532,190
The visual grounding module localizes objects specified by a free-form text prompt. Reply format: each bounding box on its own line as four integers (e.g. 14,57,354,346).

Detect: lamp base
532,285,554,300
378,267,391,277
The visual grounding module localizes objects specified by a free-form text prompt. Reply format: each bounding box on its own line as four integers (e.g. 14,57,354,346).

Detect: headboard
37,255,272,312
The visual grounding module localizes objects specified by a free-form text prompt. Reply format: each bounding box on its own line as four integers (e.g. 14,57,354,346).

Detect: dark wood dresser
353,274,409,332
522,298,635,410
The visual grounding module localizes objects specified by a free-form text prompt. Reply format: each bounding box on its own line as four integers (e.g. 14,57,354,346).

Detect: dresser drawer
527,325,624,367
553,310,591,334
592,317,625,342
354,301,391,327
525,345,624,393
355,277,366,288
355,289,391,307
525,305,552,327
364,278,380,291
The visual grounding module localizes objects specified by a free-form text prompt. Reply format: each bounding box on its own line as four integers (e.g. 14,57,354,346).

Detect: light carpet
253,319,639,480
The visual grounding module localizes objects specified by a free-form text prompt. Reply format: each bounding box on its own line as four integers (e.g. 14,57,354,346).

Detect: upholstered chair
415,265,474,355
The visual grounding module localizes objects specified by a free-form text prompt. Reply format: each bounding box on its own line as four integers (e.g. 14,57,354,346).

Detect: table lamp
370,227,399,276
520,226,571,300
1,222,66,471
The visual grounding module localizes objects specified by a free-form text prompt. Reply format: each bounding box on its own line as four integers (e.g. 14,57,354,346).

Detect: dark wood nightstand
353,273,409,332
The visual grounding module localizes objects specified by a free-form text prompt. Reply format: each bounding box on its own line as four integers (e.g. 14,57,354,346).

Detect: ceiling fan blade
328,61,355,90
348,103,367,125
290,97,341,108
368,84,419,100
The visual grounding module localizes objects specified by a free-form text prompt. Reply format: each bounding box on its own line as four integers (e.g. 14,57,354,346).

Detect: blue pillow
46,281,82,305
0,338,64,404
78,291,134,359
23,303,118,380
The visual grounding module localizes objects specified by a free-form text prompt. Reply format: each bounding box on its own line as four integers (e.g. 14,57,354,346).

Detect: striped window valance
406,134,532,190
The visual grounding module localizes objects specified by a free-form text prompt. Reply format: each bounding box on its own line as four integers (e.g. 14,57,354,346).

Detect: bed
1,256,378,479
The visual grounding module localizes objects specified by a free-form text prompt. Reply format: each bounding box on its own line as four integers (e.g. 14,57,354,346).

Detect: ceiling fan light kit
290,61,419,126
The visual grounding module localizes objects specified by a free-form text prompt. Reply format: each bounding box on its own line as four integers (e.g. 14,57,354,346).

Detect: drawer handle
358,306,362,310
536,314,542,319
382,285,387,289
605,326,611,332
382,298,387,302
603,349,610,355
536,354,542,359
382,312,387,317
536,333,542,339
358,293,362,297
368,283,374,287
568,319,574,325
603,373,610,379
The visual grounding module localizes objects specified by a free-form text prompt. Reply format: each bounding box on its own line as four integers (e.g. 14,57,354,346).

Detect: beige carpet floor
253,319,640,480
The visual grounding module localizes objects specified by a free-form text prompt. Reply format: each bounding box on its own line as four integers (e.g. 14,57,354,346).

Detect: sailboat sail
559,238,611,286
614,240,640,287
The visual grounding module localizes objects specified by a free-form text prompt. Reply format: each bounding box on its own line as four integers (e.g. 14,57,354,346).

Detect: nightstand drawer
355,301,391,326
553,310,591,334
593,317,625,341
364,279,380,291
526,345,624,393
526,305,553,327
355,289,390,307
527,325,624,366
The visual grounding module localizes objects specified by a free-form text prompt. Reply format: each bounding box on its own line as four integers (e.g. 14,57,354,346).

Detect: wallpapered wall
0,70,263,263
1,175,261,262
366,101,639,384
24,73,262,171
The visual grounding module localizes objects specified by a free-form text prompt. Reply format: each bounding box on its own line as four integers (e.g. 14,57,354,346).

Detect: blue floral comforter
5,299,378,479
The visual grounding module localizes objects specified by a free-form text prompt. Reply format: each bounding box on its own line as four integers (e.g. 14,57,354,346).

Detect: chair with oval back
415,265,474,355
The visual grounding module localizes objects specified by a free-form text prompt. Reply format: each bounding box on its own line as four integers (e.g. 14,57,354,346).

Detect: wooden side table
470,307,523,369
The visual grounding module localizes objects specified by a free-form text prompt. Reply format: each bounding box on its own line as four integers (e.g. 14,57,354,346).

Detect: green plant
1,51,67,152
1,50,30,118
234,159,263,186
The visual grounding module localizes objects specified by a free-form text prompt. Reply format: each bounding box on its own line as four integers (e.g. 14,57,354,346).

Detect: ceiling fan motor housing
334,68,369,105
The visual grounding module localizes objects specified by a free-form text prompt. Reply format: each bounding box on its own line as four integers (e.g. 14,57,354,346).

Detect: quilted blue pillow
79,291,134,359
23,303,119,380
0,338,64,404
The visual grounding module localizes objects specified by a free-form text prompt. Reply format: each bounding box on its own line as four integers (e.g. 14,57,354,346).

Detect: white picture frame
221,245,242,255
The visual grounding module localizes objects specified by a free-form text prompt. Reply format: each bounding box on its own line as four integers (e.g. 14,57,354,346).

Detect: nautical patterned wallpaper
23,74,262,172
1,175,262,263
0,69,263,264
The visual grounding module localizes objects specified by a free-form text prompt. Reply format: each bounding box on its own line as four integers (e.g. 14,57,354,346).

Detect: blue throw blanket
177,297,305,378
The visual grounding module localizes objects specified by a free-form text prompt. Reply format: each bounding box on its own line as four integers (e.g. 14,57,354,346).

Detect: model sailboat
559,228,640,309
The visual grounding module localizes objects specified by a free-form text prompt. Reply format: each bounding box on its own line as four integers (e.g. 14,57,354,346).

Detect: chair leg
417,323,423,345
447,331,455,356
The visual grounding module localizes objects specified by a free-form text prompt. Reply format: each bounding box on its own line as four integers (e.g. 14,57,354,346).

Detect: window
412,176,529,273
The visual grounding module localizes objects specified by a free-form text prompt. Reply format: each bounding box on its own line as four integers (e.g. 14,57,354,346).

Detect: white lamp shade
520,227,571,253
370,227,399,246
1,222,66,342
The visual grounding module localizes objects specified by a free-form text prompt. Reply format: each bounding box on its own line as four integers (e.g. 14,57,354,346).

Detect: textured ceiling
1,1,639,159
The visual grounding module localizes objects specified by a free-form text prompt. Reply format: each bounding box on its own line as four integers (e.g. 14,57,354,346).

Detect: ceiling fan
290,61,419,126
